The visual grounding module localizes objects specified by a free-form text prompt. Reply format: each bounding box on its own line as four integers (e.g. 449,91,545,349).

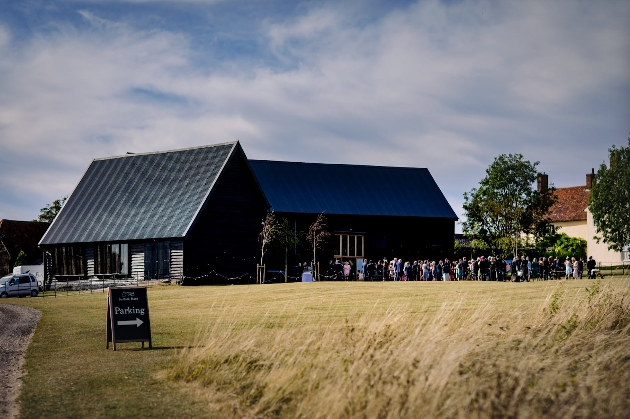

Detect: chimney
537,173,548,192
586,168,595,189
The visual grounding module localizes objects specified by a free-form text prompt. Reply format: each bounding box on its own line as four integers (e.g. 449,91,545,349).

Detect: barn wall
264,213,456,276
185,151,267,282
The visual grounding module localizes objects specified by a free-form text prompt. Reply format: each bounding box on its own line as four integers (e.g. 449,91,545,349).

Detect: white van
0,273,39,298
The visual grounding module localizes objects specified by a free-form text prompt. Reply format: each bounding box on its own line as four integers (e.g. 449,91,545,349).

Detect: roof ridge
249,159,429,170
94,141,238,161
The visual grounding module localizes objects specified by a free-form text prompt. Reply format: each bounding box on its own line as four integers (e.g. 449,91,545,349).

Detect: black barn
39,142,457,283
39,142,267,282
249,160,458,278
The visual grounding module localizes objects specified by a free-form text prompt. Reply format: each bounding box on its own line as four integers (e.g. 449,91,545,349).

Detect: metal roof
40,142,238,245
249,160,458,219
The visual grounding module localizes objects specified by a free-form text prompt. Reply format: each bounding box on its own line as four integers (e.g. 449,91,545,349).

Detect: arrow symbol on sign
117,318,144,327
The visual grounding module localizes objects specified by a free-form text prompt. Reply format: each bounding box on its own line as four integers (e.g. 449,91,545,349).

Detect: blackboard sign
107,286,152,350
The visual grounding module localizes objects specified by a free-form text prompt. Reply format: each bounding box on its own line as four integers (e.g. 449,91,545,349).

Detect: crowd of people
323,255,600,282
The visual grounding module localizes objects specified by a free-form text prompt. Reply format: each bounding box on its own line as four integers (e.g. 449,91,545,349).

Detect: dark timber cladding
37,141,457,283
249,160,458,265
185,147,268,278
38,141,268,281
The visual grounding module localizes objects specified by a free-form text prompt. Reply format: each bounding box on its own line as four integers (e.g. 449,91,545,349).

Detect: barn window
95,243,129,275
334,234,364,258
52,245,86,276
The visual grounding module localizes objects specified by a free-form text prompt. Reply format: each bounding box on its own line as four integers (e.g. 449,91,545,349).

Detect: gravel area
0,304,41,419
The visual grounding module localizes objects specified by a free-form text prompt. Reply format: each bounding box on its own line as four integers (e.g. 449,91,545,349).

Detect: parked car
0,273,39,298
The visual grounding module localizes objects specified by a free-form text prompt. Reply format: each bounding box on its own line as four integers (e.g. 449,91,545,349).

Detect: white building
544,171,628,265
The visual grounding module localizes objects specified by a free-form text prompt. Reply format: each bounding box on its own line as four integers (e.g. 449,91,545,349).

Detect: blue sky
1,0,629,231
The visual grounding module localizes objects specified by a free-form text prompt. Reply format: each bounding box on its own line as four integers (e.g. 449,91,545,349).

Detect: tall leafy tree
462,154,556,257
589,137,630,252
36,196,67,223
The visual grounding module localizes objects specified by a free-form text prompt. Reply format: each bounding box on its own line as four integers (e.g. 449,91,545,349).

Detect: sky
1,0,629,232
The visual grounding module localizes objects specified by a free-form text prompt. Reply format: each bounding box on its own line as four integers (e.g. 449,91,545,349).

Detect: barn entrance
333,233,365,279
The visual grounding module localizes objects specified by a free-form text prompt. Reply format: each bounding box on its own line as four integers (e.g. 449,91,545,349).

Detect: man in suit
587,256,596,279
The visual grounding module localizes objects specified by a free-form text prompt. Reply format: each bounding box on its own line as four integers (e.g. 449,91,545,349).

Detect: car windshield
0,275,12,285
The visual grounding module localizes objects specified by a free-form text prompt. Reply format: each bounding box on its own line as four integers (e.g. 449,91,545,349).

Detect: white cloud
0,0,628,224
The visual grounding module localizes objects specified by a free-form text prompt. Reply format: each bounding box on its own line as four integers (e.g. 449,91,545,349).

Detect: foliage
306,212,330,278
258,211,278,265
462,154,556,257
275,217,300,254
14,250,28,268
589,137,630,252
554,233,587,260
534,233,587,260
36,196,67,223
275,217,300,281
534,232,561,257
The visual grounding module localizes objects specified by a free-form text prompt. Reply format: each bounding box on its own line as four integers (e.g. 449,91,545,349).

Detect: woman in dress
565,258,573,279
343,262,351,280
573,257,579,279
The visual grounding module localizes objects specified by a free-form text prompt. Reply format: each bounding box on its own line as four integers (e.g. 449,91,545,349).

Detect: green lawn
4,278,630,418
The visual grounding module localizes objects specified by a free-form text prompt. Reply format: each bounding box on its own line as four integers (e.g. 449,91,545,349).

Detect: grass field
4,278,630,418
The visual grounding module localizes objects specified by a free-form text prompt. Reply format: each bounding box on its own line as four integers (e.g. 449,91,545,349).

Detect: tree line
462,137,630,258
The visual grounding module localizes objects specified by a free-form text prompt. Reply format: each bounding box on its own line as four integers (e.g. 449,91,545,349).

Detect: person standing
522,256,530,281
565,258,573,279
471,258,479,281
343,262,351,280
423,260,430,280
512,257,521,281
531,258,539,280
578,257,584,279
442,259,451,281
587,256,596,279
573,257,579,280
396,258,403,281
435,261,443,281
460,257,468,280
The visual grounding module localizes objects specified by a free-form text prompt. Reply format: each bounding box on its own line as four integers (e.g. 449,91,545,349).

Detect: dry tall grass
168,280,630,418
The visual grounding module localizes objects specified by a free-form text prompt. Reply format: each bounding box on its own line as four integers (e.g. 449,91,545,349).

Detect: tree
462,154,557,257
14,250,28,268
306,212,330,280
275,217,300,282
589,137,630,252
259,211,279,266
36,196,67,223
